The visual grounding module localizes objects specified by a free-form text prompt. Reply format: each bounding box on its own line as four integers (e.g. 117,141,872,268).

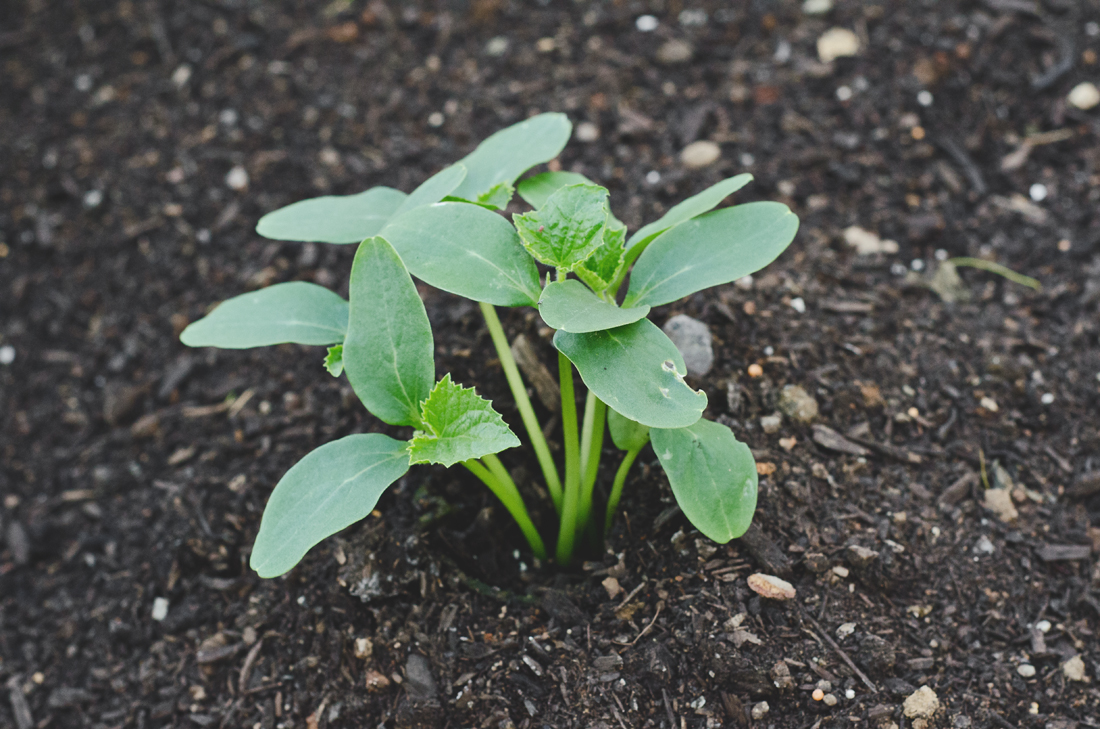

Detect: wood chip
1035,544,1092,562
812,424,870,456
510,334,560,412
747,573,796,600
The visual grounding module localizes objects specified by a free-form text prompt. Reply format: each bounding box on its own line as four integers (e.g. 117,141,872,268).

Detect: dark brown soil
3,1,1100,728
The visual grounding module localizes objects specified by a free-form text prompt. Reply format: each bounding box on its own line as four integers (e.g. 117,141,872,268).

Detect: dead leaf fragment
601,576,622,599
747,573,796,600
983,488,1018,522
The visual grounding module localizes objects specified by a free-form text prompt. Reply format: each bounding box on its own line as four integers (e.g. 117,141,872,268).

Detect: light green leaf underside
324,345,344,377
392,164,467,217
553,319,707,429
651,419,758,543
450,113,572,209
256,187,407,244
250,433,410,578
627,173,754,248
180,281,348,349
514,184,610,272
576,218,626,292
408,375,520,468
381,202,541,307
608,407,650,452
624,202,799,308
517,171,594,209
344,237,435,427
538,279,649,333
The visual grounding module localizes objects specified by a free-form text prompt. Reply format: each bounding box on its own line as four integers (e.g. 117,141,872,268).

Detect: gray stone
656,39,694,64
777,385,818,423
662,315,714,376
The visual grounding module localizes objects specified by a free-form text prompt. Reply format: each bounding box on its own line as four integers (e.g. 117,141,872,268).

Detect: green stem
604,447,641,537
555,351,581,565
463,457,546,560
577,393,607,534
947,257,1041,291
478,302,563,512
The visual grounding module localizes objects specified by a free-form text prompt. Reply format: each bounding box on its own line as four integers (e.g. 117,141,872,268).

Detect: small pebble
680,140,721,168
1036,620,1052,633
1067,82,1100,110
750,701,770,720
83,189,103,209
171,64,192,87
645,170,660,184
979,396,999,412
747,573,796,600
485,36,509,56
917,90,933,106
817,28,860,63
903,686,940,719
678,9,707,26
1029,183,1048,202
225,165,249,191
635,15,659,32
747,363,764,377
760,414,782,434
823,694,838,706
736,275,754,290
427,111,444,127
802,0,833,15
151,597,169,622
789,297,806,314
812,688,824,701
1017,664,1036,678
1062,655,1087,682
845,689,855,699
656,39,694,64
836,85,853,101
0,345,16,365
1041,393,1054,405
575,122,600,142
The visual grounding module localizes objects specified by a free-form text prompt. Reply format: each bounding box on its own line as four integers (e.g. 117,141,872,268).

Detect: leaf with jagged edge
324,345,344,377
514,184,609,272
408,375,520,468
575,218,626,292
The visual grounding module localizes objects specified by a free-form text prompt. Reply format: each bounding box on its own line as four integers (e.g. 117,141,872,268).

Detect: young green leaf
180,281,348,349
381,202,541,307
651,419,757,543
517,171,594,209
538,279,649,333
323,345,344,377
514,184,609,272
449,113,572,209
249,433,411,578
408,374,520,467
575,218,626,292
255,187,407,243
553,319,707,429
626,173,754,248
391,164,467,217
343,237,434,427
623,202,799,308
607,407,650,452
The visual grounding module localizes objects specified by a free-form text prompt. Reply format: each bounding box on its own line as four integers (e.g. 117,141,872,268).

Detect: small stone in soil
903,686,939,719
681,140,721,168
662,314,713,376
656,39,694,64
1068,82,1100,110
750,701,770,719
817,28,860,63
777,384,818,423
760,414,782,434
747,573,796,600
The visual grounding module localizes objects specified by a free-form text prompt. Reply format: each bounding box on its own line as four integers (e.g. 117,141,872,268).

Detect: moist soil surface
3,1,1100,728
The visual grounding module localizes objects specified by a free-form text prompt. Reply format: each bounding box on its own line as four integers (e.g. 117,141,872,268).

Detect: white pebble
171,64,192,88
678,9,707,27
845,689,855,699
0,345,15,365
823,694,838,706
740,153,755,167
225,165,249,191
1041,393,1054,405
750,701,770,720
891,262,908,276
817,28,860,63
635,15,659,32
789,297,806,314
1087,21,1100,37
1067,82,1100,111
1017,664,1036,678
681,140,721,168
83,190,103,209
151,597,169,622
645,170,661,185
219,108,238,126
803,0,834,15
75,73,93,92
1029,183,1047,202
736,275,754,290
917,90,933,107
485,36,509,56
575,122,600,142
836,85,853,101
427,111,445,128
911,258,925,271
935,248,948,261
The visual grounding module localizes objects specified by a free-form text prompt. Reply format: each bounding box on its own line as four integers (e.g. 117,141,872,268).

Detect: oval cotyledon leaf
538,279,649,333
255,186,407,244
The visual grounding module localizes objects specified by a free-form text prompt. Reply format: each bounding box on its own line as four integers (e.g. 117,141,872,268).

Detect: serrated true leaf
449,113,572,209
250,433,410,578
517,171,594,209
608,407,650,452
343,237,434,427
408,375,520,467
553,319,707,429
255,187,407,243
538,279,649,333
624,202,799,308
180,281,348,349
575,218,626,292
514,184,609,272
381,202,541,307
324,345,344,377
391,164,467,217
626,173,754,248
651,419,757,543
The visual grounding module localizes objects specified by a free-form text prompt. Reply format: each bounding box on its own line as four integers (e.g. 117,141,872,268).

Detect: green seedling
181,114,799,576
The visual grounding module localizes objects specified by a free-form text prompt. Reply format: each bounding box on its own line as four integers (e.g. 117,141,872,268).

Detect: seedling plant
181,114,799,577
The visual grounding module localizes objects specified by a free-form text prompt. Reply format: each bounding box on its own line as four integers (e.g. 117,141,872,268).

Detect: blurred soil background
2,0,1100,727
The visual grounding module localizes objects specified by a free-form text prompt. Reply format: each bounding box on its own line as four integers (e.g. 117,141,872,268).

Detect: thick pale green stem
577,393,607,533
478,302,562,512
604,447,641,537
463,458,546,560
555,351,581,565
